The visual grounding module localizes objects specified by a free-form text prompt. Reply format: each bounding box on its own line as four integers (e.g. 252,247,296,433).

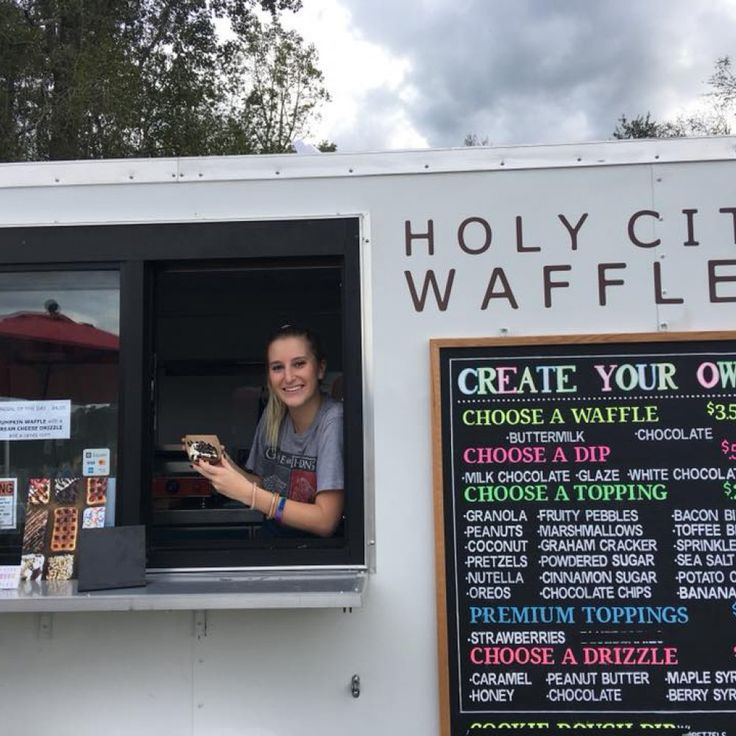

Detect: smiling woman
192,325,345,539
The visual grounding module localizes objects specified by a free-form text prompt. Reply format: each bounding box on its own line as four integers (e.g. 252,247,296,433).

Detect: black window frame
0,218,365,569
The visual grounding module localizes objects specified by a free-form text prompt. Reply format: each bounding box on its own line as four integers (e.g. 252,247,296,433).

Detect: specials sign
431,332,736,735
0,400,71,441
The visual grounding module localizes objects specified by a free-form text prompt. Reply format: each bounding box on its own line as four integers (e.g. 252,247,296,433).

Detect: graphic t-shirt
246,395,343,504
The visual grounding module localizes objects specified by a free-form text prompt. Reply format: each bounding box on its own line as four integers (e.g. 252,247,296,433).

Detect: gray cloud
337,0,736,147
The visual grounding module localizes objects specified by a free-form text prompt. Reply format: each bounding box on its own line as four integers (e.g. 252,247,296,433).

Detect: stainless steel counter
0,569,367,612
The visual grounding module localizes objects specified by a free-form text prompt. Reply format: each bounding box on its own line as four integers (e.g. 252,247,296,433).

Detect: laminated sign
0,400,70,441
0,478,17,530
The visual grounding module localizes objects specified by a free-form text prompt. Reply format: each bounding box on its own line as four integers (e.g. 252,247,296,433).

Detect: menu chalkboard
431,333,736,735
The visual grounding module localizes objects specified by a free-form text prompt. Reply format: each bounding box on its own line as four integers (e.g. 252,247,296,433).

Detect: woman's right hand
191,453,250,505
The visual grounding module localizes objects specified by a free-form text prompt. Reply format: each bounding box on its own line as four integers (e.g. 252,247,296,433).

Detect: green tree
705,55,735,126
613,113,672,140
215,19,329,154
463,133,490,146
614,56,734,139
0,0,331,161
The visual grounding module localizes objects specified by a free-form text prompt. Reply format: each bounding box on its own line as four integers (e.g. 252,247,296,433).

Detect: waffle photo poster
20,477,108,582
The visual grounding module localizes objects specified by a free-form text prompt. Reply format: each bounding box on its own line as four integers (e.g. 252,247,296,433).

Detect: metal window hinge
351,674,360,698
194,610,208,639
38,612,53,640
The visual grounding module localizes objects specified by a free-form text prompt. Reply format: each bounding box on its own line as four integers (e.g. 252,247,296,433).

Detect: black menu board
431,333,736,735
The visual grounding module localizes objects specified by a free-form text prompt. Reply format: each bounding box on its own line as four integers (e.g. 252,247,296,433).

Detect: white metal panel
651,159,736,331
191,607,392,736
0,611,194,736
0,135,734,189
0,140,734,736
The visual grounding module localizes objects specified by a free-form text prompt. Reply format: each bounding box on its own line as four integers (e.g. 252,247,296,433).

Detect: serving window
0,219,365,573
149,259,356,568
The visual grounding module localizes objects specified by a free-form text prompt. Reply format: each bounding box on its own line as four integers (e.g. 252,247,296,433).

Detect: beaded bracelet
274,496,287,525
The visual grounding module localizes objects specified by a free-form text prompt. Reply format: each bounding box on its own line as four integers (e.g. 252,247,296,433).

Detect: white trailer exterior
0,137,735,735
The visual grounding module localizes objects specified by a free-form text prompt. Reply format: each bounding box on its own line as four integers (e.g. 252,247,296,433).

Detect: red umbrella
0,311,118,352
0,305,119,403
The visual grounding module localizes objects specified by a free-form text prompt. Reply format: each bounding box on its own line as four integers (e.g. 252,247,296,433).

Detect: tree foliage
0,0,331,161
706,55,736,122
463,133,490,147
613,112,670,140
217,19,329,154
614,56,734,139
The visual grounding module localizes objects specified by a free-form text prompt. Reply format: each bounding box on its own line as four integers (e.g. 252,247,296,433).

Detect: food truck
0,136,735,735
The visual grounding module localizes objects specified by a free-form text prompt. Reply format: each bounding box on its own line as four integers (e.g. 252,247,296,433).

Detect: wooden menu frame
430,330,736,736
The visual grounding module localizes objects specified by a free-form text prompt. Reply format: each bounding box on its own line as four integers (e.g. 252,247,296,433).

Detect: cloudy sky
282,0,736,151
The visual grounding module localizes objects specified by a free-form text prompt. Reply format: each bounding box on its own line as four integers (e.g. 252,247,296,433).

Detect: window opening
148,260,352,567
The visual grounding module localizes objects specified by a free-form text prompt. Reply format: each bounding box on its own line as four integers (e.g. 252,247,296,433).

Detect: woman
192,325,344,537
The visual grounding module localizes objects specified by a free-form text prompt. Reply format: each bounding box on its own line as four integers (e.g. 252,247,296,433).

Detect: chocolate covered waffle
186,440,221,464
54,477,79,504
22,508,49,553
183,435,222,464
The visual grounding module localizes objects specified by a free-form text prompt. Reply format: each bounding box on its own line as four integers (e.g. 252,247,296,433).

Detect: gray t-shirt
247,395,343,502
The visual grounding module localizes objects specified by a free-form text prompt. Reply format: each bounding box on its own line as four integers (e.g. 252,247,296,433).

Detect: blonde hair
264,388,287,448
263,325,326,448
